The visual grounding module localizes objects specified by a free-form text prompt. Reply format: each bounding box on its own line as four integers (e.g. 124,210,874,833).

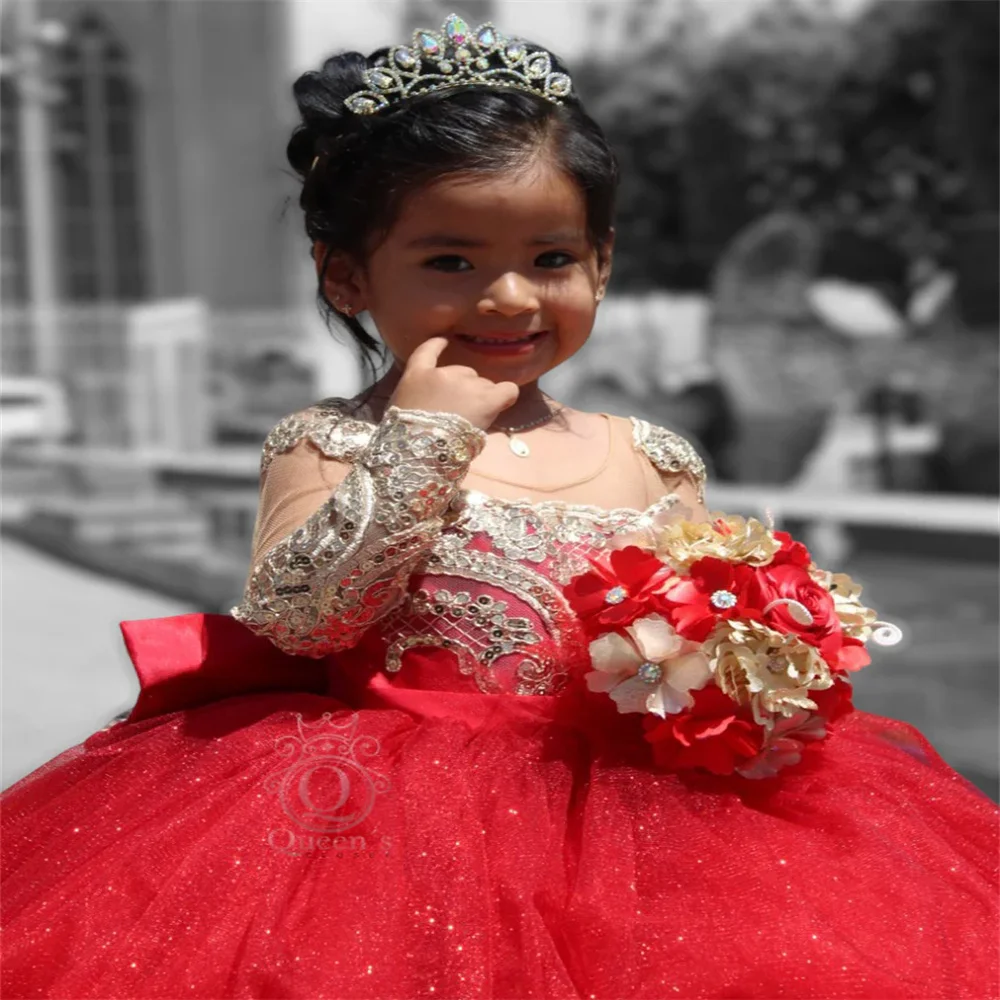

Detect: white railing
705,484,998,564
706,485,998,533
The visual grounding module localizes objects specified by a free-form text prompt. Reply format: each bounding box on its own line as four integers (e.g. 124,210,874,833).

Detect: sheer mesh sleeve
652,472,713,525
247,441,345,571
231,406,486,657
631,417,710,521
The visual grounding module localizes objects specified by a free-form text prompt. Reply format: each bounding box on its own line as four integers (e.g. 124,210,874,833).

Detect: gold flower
810,568,879,640
809,568,863,602
652,514,780,572
704,619,833,730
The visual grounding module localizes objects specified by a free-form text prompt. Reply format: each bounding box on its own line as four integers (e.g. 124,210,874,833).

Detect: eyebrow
406,231,586,249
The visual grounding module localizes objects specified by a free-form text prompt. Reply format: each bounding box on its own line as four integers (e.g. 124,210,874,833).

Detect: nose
477,272,540,317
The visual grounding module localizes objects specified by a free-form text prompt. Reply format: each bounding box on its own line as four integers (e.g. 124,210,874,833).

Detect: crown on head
344,13,573,116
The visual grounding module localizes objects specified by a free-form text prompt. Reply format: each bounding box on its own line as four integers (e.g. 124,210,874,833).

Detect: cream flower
585,614,713,717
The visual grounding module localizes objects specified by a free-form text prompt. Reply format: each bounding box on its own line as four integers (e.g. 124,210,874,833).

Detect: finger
406,336,450,372
493,381,520,411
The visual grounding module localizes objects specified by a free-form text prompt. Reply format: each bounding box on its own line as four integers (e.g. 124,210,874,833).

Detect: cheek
549,283,598,342
369,288,465,361
549,265,599,311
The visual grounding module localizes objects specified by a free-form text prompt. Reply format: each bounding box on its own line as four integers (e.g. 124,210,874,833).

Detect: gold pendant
508,436,531,458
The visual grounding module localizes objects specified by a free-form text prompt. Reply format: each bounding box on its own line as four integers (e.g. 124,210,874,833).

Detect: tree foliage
577,0,999,290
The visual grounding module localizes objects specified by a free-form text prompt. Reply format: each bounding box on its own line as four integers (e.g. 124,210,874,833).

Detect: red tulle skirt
2,615,997,999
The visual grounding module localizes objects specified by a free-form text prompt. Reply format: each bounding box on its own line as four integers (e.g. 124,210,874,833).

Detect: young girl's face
340,154,611,386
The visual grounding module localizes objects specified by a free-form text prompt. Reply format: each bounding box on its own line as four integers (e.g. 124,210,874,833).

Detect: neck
368,366,556,431
489,380,552,431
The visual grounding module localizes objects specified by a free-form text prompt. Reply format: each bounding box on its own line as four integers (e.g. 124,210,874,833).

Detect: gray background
2,0,997,798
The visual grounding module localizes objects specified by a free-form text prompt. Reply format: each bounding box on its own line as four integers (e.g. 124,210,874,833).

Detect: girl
2,14,996,999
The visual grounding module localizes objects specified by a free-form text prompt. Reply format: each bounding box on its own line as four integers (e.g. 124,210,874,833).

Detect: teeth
461,333,540,344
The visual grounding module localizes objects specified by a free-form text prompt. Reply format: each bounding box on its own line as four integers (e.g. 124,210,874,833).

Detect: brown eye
424,255,472,272
535,251,575,268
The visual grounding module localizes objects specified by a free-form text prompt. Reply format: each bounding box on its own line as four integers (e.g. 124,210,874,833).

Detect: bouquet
563,513,902,779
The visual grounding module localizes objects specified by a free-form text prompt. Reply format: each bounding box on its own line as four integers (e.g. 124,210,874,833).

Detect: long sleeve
231,405,486,657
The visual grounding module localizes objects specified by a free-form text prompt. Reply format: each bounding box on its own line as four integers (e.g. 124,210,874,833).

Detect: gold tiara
344,13,572,116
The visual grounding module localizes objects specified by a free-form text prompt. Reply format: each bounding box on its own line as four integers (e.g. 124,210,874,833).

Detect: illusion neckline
310,400,675,518
464,412,615,492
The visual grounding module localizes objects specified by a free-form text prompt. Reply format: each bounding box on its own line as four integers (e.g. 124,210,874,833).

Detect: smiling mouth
455,332,548,345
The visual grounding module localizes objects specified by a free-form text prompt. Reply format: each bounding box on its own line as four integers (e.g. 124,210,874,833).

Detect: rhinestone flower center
710,589,738,610
637,661,663,684
604,586,627,606
765,656,787,675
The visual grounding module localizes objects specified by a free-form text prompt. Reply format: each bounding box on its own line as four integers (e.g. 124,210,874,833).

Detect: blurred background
2,0,997,796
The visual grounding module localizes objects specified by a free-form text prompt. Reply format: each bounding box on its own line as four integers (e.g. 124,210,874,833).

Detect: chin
475,359,553,386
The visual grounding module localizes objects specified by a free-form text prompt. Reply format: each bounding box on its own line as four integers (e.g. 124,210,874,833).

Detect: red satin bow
119,613,330,722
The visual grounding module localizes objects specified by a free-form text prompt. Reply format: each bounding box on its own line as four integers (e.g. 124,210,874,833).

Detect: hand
388,337,519,432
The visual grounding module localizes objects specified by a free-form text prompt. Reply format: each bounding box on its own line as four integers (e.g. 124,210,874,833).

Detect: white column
14,0,60,377
126,299,210,451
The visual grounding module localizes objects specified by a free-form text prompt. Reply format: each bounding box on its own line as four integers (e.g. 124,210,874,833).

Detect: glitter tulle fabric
1,609,997,999
2,404,997,997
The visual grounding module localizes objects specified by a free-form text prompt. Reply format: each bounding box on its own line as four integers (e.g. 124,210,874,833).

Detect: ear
596,229,615,300
312,241,368,316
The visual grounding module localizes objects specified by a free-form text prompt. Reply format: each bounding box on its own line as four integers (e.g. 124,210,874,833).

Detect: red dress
2,405,997,998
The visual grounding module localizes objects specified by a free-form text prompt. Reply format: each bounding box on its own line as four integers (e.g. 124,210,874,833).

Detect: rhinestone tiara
344,12,573,116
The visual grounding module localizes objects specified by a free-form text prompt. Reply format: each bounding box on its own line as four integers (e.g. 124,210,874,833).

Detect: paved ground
3,540,997,798
2,539,192,790
842,551,998,799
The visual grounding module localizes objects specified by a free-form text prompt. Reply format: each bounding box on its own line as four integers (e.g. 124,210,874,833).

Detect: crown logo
344,13,573,116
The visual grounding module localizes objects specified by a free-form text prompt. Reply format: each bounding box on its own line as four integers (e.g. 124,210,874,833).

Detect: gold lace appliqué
449,491,683,585
631,417,707,503
260,398,373,475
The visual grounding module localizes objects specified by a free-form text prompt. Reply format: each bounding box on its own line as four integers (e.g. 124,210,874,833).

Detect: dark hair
287,43,619,381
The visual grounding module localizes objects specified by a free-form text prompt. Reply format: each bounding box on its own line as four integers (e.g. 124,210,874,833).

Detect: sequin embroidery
384,588,542,695
232,407,486,657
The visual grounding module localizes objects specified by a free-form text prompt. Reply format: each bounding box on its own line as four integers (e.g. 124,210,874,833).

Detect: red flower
758,562,843,662
810,677,855,724
642,685,764,775
662,557,767,642
564,546,674,635
830,637,870,674
770,530,812,568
